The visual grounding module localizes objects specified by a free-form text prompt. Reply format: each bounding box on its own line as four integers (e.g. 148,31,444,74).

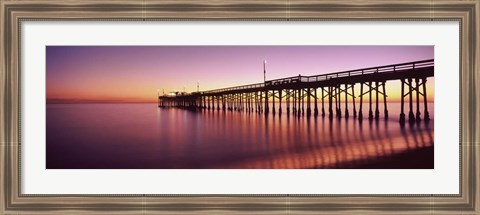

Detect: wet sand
351,146,434,169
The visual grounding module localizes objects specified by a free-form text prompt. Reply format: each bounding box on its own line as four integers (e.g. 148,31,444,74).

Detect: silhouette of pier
158,59,434,124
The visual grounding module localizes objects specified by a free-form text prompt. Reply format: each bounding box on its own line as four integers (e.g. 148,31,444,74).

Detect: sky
46,46,434,103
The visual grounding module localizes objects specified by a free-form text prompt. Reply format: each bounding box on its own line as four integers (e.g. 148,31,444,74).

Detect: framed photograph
1,0,478,214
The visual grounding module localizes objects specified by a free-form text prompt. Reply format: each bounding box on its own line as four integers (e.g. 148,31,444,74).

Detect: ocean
46,102,434,169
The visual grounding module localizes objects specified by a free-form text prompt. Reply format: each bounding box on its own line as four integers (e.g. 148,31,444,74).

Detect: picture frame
1,0,478,214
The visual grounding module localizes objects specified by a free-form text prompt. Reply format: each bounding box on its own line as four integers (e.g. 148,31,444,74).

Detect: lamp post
197,81,199,93
263,60,267,83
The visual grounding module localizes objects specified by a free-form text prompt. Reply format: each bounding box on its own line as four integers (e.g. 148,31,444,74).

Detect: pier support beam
337,86,342,118
408,78,415,124
328,86,333,119
423,78,430,121
286,90,290,115
301,89,305,116
230,94,233,111
265,90,269,115
358,83,363,121
232,94,235,111
383,82,388,120
279,90,283,115
212,96,215,110
375,82,380,120
368,82,373,121
239,93,243,112
415,78,421,122
272,91,276,115
321,87,325,117
307,88,312,116
297,89,302,116
255,92,259,112
352,84,357,118
400,79,406,124
259,92,262,113
251,93,254,112
293,89,296,115
222,96,226,111
246,93,249,112
314,88,318,116
207,96,211,110
344,84,349,118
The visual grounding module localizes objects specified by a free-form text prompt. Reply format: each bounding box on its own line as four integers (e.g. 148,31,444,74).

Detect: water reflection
46,103,434,169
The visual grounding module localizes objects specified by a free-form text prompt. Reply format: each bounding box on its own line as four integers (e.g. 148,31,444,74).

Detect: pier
158,59,433,124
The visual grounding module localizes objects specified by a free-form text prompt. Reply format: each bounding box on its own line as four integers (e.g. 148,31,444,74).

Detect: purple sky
46,46,433,103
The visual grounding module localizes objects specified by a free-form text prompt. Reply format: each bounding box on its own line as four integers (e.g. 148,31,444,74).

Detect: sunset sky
46,46,434,103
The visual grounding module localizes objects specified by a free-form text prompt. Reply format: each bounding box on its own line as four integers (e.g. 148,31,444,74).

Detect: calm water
46,103,434,169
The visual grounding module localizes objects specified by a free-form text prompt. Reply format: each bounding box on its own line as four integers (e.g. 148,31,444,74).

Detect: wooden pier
159,59,434,124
